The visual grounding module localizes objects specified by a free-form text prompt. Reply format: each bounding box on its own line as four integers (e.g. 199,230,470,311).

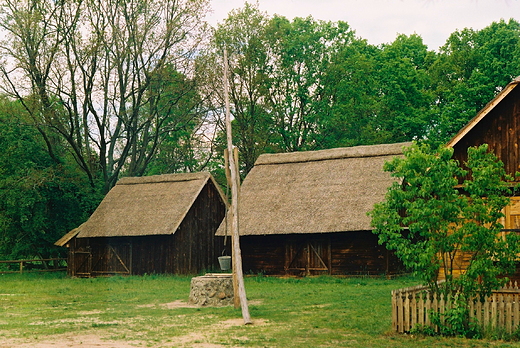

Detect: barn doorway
70,248,92,277
71,243,132,277
284,238,331,276
90,243,132,276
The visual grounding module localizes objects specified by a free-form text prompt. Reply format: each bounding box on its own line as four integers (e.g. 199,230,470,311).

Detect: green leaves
370,143,519,301
0,97,98,260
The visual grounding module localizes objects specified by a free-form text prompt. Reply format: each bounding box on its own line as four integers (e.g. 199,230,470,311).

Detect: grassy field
1,273,520,347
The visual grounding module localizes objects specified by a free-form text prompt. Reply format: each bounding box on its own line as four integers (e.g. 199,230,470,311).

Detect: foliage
0,0,210,193
370,143,520,336
0,97,100,260
263,15,356,152
142,66,209,175
0,0,520,261
374,34,436,143
210,3,275,173
428,19,520,144
370,142,520,336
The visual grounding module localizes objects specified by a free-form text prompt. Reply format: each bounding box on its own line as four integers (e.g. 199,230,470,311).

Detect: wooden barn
447,76,520,231
55,172,227,277
217,142,410,276
443,76,520,280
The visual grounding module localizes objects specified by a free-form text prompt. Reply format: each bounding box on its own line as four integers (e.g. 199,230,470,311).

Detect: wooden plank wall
330,232,403,275
452,86,520,180
239,232,403,276
239,235,287,275
172,181,226,274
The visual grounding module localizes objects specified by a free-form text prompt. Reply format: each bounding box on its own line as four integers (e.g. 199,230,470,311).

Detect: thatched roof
72,172,225,239
54,226,81,247
216,142,411,236
447,76,520,148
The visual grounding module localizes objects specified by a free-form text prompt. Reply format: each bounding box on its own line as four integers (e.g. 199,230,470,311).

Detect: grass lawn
0,273,519,347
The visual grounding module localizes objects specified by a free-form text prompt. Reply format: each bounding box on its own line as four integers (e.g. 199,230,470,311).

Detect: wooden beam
223,48,252,325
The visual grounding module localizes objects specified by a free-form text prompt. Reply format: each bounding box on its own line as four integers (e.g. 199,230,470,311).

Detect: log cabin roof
216,142,411,236
69,172,226,239
447,76,520,148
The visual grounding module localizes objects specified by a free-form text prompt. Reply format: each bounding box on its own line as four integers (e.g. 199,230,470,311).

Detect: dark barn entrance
285,238,331,275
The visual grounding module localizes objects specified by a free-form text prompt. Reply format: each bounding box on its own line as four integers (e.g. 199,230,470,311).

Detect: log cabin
55,172,227,277
216,142,411,276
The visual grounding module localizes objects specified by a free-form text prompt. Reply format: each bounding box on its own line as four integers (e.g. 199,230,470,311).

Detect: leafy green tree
0,96,99,261
374,34,436,143
138,66,209,176
370,143,520,335
264,16,356,152
210,2,274,173
429,19,520,143
317,38,380,147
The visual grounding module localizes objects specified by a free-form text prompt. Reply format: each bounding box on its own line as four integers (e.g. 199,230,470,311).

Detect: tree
264,16,356,152
429,19,520,144
0,0,209,193
374,34,436,143
370,143,520,335
139,66,210,176
210,2,274,173
317,38,380,148
0,96,98,261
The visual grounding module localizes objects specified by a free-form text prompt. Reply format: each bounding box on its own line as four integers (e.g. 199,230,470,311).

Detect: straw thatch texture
77,172,223,238
54,226,81,246
217,142,410,237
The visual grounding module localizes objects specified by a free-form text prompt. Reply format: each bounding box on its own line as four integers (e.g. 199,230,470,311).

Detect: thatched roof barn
57,172,227,277
218,142,410,276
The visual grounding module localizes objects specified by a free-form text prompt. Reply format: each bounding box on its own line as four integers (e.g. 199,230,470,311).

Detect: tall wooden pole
223,48,251,325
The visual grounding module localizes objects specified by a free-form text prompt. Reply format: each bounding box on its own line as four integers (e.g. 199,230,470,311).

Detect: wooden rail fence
392,282,520,333
0,258,67,274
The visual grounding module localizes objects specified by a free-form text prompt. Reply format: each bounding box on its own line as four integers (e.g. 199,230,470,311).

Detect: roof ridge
117,172,210,185
254,142,411,166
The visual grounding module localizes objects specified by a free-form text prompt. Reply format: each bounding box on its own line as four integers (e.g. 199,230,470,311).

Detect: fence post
19,261,23,274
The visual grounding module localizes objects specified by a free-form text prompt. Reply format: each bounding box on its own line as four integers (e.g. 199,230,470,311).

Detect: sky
205,0,520,51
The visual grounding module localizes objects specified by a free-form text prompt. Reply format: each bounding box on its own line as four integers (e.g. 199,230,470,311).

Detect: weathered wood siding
239,235,287,275
67,181,226,277
330,232,402,275
238,232,402,276
172,181,226,274
452,86,520,179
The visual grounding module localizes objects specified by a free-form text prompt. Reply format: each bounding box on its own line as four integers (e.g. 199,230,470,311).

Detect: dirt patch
0,318,271,348
160,300,199,309
0,333,143,348
77,310,104,315
217,318,269,328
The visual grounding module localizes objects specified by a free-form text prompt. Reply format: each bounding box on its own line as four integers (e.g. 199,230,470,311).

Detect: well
188,273,234,307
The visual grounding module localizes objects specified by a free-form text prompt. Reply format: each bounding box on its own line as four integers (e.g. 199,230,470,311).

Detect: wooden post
223,48,252,325
224,148,240,309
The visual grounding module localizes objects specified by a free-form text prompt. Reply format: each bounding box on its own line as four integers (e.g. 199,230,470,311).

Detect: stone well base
188,273,234,307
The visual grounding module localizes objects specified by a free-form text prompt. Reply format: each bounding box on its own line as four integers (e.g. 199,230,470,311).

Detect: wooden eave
446,76,520,149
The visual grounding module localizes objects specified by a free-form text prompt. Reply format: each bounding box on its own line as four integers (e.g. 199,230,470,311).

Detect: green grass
1,273,520,347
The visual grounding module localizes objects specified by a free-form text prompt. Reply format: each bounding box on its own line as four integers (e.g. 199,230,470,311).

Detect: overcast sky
205,0,520,51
